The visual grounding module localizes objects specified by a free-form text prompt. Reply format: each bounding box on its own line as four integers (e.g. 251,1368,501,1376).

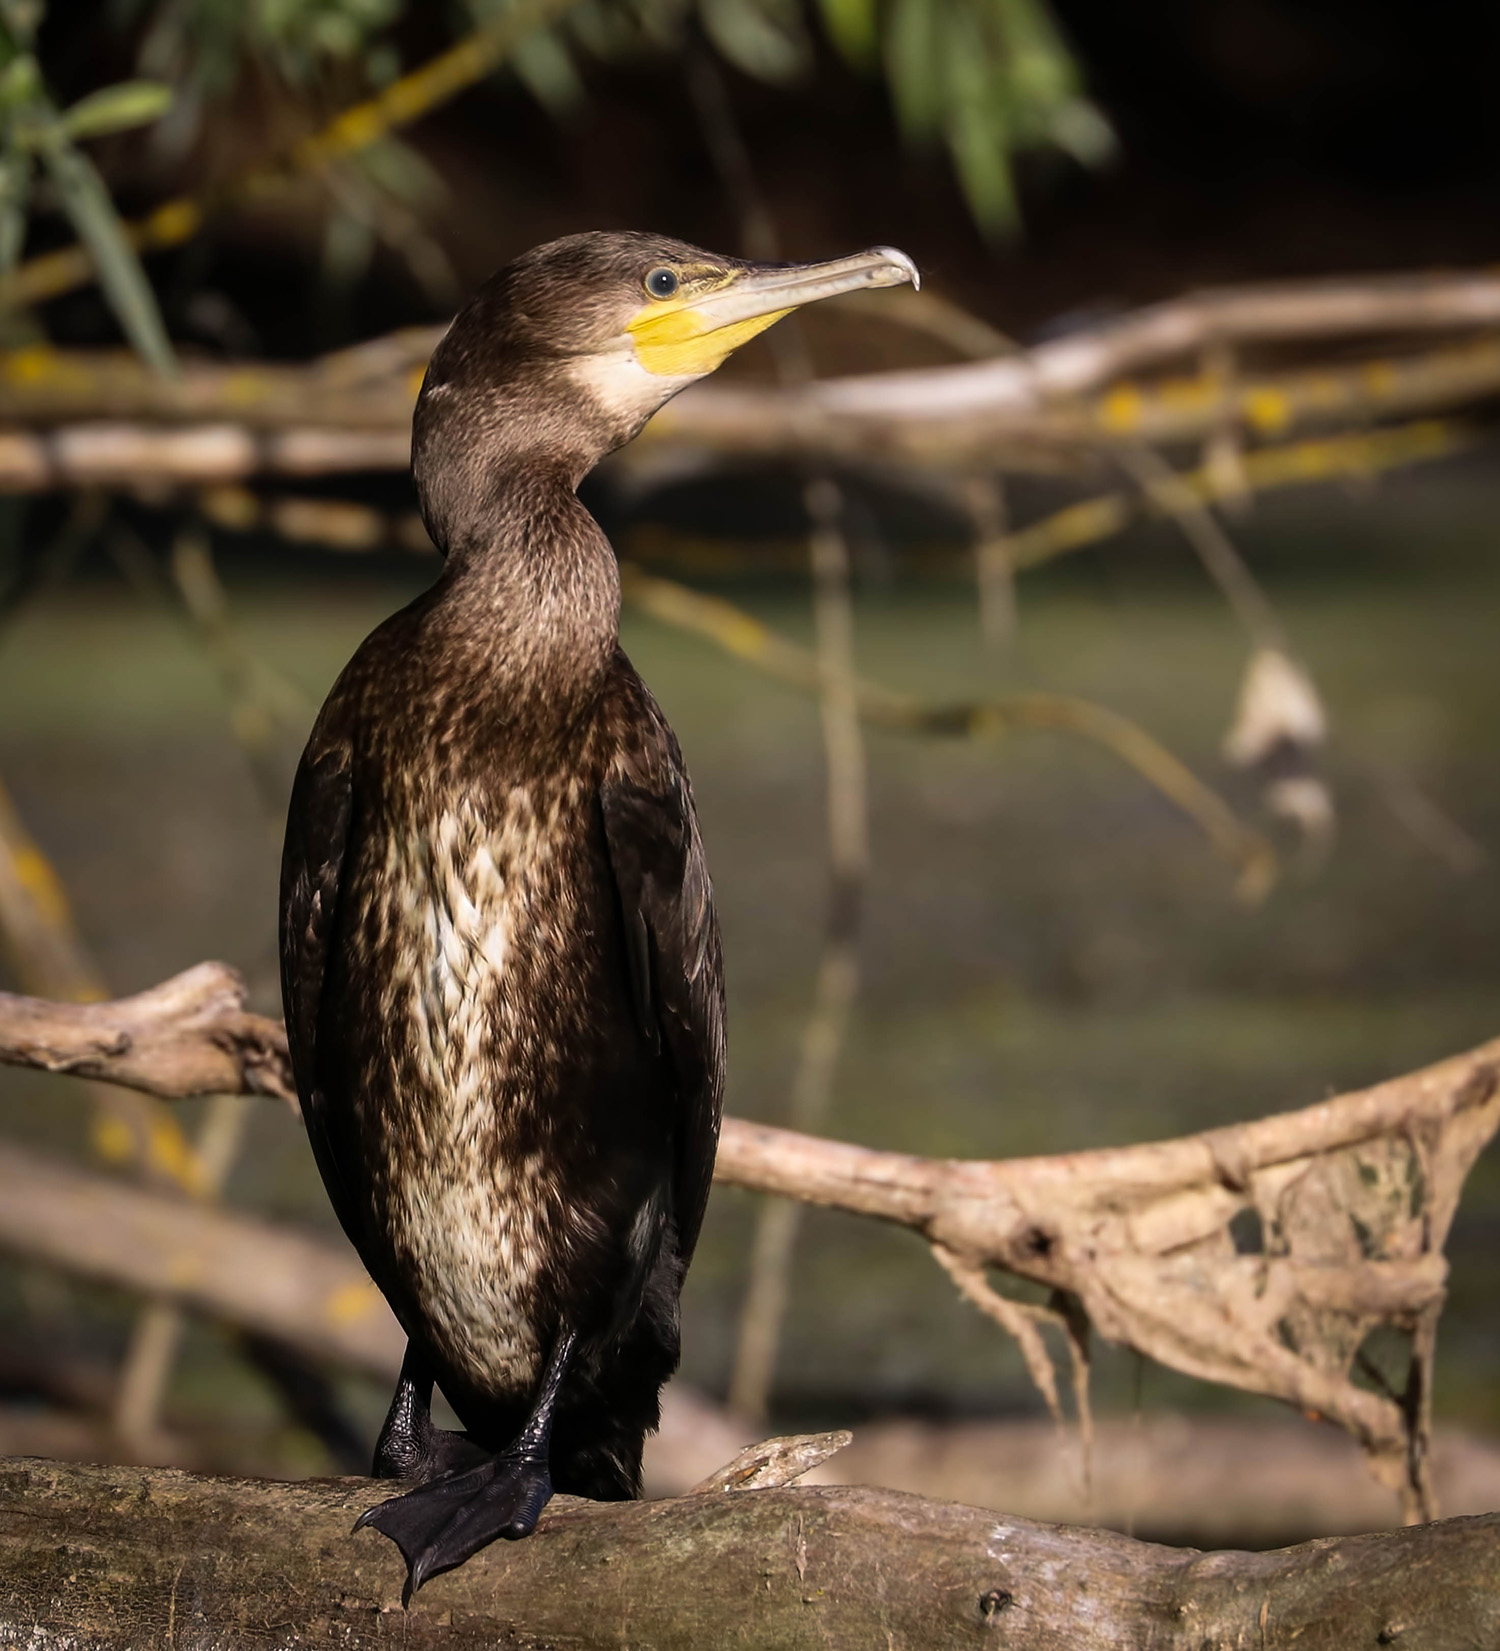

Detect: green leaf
884,0,942,141
701,0,810,86
351,133,447,209
40,136,177,376
0,0,42,55
0,150,29,271
941,3,1018,237
320,203,376,295
816,0,877,67
511,27,586,112
60,80,172,142
0,52,42,117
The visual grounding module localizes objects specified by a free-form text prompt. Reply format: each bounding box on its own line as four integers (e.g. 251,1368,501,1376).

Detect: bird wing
278,738,366,1254
600,691,726,1269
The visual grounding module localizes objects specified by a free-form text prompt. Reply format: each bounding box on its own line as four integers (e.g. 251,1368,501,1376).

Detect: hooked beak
627,246,919,377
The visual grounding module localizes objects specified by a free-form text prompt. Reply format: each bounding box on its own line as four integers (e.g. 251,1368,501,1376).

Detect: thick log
0,1456,1496,1650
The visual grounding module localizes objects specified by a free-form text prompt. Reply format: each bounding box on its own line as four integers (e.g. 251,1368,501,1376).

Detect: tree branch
2,273,1500,485
0,1456,1496,1650
0,961,294,1105
1,964,1496,1517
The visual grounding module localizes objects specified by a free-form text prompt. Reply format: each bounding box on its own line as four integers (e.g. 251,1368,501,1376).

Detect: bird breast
364,782,593,1392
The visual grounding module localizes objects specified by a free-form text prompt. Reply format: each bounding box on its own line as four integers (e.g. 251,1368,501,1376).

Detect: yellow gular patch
627,302,793,377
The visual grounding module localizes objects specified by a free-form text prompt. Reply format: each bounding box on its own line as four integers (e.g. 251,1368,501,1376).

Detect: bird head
413,232,918,542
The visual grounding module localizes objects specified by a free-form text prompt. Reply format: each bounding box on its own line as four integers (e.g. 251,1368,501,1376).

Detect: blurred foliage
0,0,176,369
0,0,1110,366
491,0,1115,236
117,0,1110,241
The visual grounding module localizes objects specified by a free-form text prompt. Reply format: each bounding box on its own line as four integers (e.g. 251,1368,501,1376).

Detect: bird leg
356,1329,578,1600
371,1342,488,1482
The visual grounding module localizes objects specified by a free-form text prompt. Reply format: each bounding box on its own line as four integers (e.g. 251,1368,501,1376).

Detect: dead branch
0,1455,1497,1650
0,1135,399,1372
1,964,1496,1517
687,1428,853,1493
1,274,1500,486
0,961,293,1104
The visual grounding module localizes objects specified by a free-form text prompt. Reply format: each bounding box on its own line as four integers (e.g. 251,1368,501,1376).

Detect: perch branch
1,1456,1498,1650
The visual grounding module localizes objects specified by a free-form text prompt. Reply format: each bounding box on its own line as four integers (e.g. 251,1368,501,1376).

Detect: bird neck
434,461,621,715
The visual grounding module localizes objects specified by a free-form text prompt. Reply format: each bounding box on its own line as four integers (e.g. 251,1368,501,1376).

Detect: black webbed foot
355,1450,555,1600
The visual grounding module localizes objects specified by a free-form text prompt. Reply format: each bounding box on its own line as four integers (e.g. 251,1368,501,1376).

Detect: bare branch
688,1430,853,1493
1,968,1495,1516
0,961,294,1106
0,1133,399,1373
0,277,1499,487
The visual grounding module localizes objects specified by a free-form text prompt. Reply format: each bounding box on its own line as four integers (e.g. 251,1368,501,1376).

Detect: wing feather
600,699,725,1269
278,741,365,1254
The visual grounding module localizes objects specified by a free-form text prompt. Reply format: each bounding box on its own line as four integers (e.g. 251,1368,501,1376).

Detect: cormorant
279,232,918,1597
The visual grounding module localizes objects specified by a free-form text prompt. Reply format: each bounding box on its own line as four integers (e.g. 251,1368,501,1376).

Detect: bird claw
355,1451,555,1602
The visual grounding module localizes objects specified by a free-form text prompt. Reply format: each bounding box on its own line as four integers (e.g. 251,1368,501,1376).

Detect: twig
1112,443,1287,651
112,1092,252,1454
997,420,1471,572
165,524,312,813
964,472,1017,650
930,1241,1066,1424
621,563,1275,899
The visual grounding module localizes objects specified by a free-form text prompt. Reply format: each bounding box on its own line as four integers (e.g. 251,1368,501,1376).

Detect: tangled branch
1,962,1492,1521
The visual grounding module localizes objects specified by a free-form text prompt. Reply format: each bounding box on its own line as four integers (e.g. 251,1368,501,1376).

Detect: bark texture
0,1457,1496,1650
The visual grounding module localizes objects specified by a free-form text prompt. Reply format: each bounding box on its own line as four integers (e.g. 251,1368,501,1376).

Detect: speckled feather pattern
282,469,723,1481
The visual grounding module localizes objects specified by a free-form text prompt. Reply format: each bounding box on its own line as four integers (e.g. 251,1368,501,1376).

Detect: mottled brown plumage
279,231,914,1596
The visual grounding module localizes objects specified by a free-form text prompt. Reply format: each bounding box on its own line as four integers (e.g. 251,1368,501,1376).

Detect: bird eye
645,267,679,300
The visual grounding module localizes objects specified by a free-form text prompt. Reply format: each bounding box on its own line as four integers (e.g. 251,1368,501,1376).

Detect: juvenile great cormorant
279,232,918,1596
